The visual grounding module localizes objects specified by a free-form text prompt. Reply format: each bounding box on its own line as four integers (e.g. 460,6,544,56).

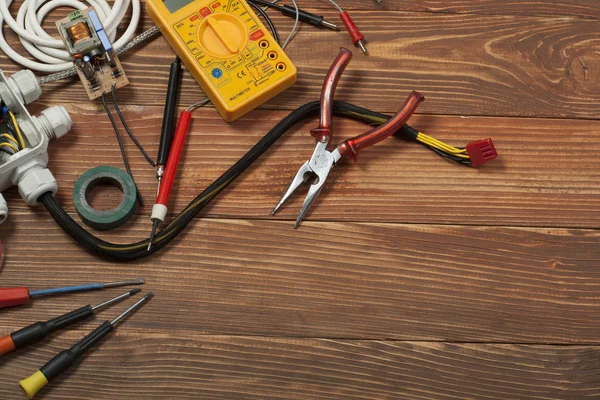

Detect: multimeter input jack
276,62,287,71
259,40,269,49
267,51,278,60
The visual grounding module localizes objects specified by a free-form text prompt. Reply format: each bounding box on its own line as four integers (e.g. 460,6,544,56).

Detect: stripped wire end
339,11,367,55
466,138,498,167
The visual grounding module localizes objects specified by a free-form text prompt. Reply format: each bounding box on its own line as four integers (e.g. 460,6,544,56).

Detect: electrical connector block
466,138,498,167
0,69,72,222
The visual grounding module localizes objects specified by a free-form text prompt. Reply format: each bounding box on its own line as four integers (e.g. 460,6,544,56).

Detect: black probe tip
129,288,142,296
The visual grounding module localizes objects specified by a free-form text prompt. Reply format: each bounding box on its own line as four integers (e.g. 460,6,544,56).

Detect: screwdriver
147,99,210,251
0,289,140,357
0,278,145,309
156,56,182,195
19,292,153,399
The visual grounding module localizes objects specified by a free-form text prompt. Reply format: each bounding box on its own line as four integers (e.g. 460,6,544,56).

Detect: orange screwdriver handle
0,287,30,309
337,91,424,161
156,110,192,206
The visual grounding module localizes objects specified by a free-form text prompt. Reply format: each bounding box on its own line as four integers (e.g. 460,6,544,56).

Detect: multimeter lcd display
163,0,194,13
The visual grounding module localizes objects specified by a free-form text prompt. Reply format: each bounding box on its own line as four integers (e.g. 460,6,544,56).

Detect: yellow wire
417,132,467,154
8,112,26,149
2,133,18,145
0,142,18,153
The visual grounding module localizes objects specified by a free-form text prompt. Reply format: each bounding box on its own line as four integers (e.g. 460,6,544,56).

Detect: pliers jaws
273,48,424,228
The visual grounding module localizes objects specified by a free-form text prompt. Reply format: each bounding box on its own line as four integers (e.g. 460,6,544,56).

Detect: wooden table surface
1,1,599,399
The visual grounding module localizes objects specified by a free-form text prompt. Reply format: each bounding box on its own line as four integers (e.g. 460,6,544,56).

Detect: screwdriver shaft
92,288,141,311
111,292,154,326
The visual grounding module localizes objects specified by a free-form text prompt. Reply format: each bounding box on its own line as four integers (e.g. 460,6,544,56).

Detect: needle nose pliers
272,47,424,228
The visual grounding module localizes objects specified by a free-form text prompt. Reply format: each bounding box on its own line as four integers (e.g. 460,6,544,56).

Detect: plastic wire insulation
101,93,144,206
281,0,299,50
39,100,471,260
110,84,156,167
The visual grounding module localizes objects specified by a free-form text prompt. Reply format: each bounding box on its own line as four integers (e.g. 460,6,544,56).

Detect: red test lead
326,0,368,54
147,99,210,251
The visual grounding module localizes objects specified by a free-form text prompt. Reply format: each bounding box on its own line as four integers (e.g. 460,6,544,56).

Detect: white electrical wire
281,0,298,50
326,0,343,12
0,0,140,73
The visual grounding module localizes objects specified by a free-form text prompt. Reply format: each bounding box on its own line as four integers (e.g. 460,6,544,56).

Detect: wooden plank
0,331,598,399
2,10,599,118
341,0,600,18
4,103,597,228
0,215,599,343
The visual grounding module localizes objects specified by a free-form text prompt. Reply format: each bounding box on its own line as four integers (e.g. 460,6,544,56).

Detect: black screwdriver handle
40,321,113,382
158,57,182,166
11,305,94,349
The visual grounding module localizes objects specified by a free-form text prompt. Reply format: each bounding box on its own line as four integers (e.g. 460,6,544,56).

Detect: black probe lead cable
247,1,280,44
110,84,156,168
39,101,423,261
100,93,145,206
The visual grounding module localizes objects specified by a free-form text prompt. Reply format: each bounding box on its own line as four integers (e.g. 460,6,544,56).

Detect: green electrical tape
73,166,137,231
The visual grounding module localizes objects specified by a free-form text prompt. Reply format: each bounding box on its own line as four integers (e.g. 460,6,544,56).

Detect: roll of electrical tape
73,166,137,231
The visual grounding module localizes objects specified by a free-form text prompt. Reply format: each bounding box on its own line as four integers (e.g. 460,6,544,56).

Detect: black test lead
19,292,154,399
0,289,141,356
157,56,182,195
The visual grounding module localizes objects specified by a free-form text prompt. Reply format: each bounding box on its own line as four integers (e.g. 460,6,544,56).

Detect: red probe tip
339,11,368,55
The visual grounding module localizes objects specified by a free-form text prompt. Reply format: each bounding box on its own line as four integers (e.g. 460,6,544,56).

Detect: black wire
40,100,473,260
248,0,287,12
110,84,156,167
101,93,145,206
248,1,280,44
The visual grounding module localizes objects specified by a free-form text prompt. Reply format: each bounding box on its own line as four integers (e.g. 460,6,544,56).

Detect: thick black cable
100,94,144,206
247,1,280,44
40,100,466,261
110,84,156,167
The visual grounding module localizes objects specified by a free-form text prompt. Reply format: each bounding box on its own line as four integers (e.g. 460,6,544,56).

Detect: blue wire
29,283,104,297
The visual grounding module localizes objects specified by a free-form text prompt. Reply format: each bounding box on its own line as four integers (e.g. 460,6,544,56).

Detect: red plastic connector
339,11,367,54
466,138,498,167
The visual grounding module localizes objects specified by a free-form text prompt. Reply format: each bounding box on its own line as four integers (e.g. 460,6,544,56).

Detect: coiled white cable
0,0,140,73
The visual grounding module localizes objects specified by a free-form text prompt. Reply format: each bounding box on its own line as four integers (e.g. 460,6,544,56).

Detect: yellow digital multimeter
147,0,297,122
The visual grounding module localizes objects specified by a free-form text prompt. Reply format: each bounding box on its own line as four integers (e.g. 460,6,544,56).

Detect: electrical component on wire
0,289,140,356
0,68,72,225
0,0,141,73
56,8,129,99
19,292,153,399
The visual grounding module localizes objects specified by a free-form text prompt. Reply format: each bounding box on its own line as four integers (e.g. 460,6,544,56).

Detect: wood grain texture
4,103,597,228
0,331,599,400
0,2,598,399
0,215,598,343
2,8,600,118
339,0,600,18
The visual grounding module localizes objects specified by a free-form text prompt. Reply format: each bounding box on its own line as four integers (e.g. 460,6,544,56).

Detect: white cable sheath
0,0,140,72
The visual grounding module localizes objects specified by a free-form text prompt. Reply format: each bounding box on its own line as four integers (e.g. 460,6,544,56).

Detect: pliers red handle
272,48,424,228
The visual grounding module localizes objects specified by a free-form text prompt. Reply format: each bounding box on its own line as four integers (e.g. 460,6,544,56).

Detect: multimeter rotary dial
197,13,248,58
